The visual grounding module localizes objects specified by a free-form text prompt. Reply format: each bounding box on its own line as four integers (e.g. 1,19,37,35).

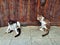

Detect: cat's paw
40,28,44,31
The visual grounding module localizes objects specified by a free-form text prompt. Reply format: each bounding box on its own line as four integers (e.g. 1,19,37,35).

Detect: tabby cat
37,15,51,37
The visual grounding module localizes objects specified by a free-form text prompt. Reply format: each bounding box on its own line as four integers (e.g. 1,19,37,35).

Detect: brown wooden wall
0,0,60,27
37,0,60,26
44,0,60,25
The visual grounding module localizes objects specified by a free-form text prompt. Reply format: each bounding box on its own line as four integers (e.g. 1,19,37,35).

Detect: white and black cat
37,15,51,37
6,20,21,37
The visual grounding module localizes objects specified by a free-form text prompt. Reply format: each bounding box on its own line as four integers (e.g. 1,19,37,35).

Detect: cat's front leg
5,26,10,33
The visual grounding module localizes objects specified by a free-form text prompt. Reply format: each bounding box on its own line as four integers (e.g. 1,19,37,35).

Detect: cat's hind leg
42,26,49,37
40,28,44,31
40,25,44,31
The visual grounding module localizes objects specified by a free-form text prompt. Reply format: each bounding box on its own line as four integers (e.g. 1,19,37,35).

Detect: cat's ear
37,14,43,17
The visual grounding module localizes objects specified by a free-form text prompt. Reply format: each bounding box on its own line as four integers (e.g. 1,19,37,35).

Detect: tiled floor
0,26,60,45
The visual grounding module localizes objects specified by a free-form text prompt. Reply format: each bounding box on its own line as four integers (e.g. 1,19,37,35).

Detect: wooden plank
19,0,23,22
53,0,60,25
37,0,40,14
27,0,30,22
0,0,4,26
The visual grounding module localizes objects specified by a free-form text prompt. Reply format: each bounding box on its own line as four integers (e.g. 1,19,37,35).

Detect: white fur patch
40,16,47,31
40,28,44,31
6,21,20,34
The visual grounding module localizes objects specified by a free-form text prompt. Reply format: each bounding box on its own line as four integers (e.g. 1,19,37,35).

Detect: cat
6,20,21,37
37,15,51,37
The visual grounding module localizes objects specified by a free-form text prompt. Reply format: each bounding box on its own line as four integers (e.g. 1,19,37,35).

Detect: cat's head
37,14,44,21
8,19,16,25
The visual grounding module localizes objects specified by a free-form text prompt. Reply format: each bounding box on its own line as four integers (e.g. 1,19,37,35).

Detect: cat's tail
42,30,49,37
15,28,21,37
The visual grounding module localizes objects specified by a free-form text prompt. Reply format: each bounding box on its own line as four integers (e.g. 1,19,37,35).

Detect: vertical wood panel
44,0,57,25
8,0,15,20
22,0,27,22
0,0,5,26
37,0,40,12
2,0,8,26
37,0,41,15
1,0,60,27
19,0,23,22
30,0,37,22
53,0,60,25
27,0,30,22
14,0,19,21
